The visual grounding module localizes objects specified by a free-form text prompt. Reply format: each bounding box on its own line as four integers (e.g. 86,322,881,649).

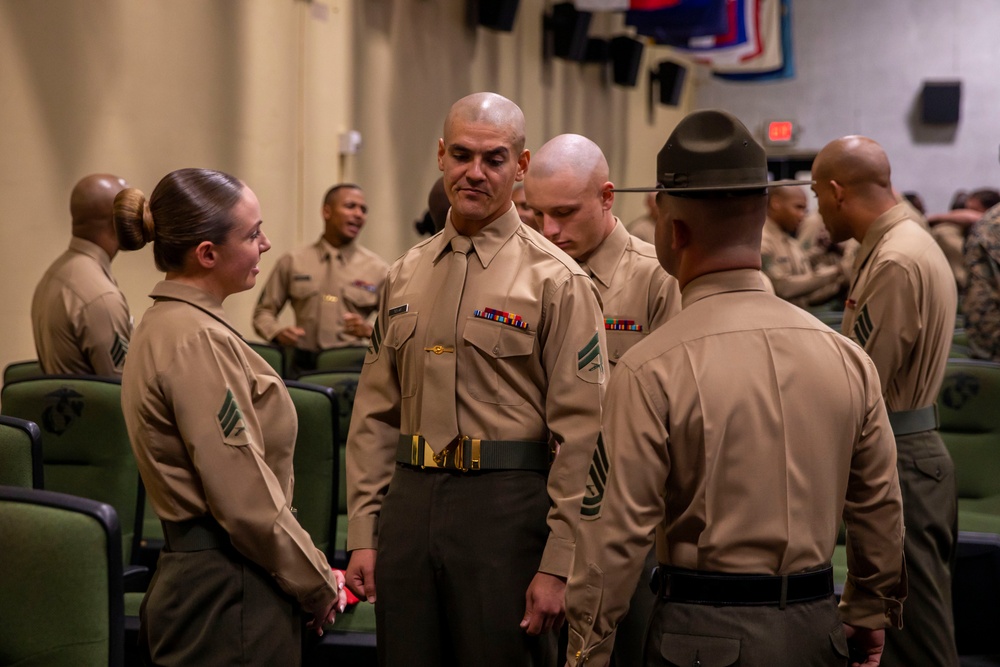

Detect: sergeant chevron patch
110,333,128,369
218,389,247,441
853,304,874,348
581,433,609,519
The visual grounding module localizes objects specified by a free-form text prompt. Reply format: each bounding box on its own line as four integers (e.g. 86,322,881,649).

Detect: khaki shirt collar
314,236,357,264
583,218,629,288
69,237,113,277
763,216,787,238
681,268,768,309
853,202,910,277
436,203,521,269
148,280,243,338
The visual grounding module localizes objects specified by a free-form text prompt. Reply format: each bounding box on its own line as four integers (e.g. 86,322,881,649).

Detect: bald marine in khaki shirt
565,110,904,667
32,173,133,376
814,135,958,667
524,134,680,367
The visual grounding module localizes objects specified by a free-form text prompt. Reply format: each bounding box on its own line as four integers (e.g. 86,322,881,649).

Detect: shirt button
585,614,593,623
493,346,500,355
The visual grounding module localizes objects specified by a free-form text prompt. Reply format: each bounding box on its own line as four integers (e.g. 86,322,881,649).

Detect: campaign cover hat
614,109,813,195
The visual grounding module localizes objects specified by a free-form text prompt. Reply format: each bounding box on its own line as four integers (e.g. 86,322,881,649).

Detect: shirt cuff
538,536,574,578
346,514,379,551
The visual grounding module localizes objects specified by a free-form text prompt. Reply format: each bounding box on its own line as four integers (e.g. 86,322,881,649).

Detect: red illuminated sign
768,121,794,143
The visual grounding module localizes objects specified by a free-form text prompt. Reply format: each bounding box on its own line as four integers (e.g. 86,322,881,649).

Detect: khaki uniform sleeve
847,260,918,396
538,274,608,577
163,329,337,612
253,254,292,342
79,290,132,377
345,281,401,550
839,356,907,629
647,270,681,331
565,364,668,666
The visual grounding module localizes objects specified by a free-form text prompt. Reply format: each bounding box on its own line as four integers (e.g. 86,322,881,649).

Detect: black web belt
396,434,552,472
888,405,938,436
651,565,834,608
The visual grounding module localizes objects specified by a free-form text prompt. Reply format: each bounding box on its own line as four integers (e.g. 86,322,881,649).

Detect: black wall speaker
610,36,644,87
921,81,961,124
478,0,519,32
550,3,592,61
654,60,687,106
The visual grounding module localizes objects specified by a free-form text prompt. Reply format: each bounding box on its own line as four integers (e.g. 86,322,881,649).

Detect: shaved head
70,174,128,254
812,136,892,194
443,92,526,154
530,134,609,186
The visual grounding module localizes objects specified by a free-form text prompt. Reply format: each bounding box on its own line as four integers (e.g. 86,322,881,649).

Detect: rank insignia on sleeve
853,304,874,348
218,389,249,444
581,433,609,519
110,333,129,369
473,307,529,330
369,316,383,356
577,331,605,383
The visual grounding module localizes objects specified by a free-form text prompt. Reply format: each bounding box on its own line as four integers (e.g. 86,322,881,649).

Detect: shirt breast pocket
289,279,319,301
343,284,379,311
606,328,647,364
384,312,419,397
462,317,535,406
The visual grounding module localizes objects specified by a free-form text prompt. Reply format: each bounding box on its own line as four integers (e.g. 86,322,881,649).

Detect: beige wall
350,0,691,262
0,0,689,378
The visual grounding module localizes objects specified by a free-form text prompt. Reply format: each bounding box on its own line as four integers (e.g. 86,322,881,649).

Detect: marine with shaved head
525,133,681,367
345,93,607,667
813,135,959,667
32,173,133,376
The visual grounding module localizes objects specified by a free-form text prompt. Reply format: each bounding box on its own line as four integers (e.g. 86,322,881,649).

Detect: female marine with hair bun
114,168,346,666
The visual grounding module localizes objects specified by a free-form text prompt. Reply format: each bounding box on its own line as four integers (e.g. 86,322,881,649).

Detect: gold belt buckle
454,436,481,472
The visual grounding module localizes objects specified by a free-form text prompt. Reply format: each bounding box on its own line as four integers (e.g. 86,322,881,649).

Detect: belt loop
779,574,788,610
470,438,481,470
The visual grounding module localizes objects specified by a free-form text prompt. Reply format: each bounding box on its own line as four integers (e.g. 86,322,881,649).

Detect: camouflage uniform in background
962,203,1000,361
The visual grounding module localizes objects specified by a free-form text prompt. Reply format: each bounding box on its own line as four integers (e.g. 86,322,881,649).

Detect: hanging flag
661,0,762,67
714,0,792,80
626,0,729,42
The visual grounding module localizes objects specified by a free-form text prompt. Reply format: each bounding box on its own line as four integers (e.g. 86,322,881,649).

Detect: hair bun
113,187,152,252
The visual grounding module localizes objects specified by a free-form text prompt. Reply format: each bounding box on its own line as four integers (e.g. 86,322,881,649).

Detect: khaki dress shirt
581,220,681,365
31,238,132,376
761,217,841,307
253,237,389,350
122,281,337,612
346,205,607,577
565,270,905,666
842,203,957,410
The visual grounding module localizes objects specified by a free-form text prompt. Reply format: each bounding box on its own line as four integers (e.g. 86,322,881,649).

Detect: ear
437,138,446,172
672,218,691,251
601,182,615,211
191,240,218,270
514,149,530,183
830,180,846,206
321,203,332,222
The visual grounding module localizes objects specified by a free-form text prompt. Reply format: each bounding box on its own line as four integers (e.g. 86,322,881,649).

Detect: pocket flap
462,317,535,359
385,312,418,350
914,454,951,481
659,633,740,666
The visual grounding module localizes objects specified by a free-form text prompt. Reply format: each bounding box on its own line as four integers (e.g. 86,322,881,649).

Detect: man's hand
844,624,885,667
305,570,348,636
345,548,378,603
520,572,566,636
343,313,373,338
275,326,306,347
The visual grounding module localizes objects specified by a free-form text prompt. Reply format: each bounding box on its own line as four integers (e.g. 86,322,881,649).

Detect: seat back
0,415,44,488
3,360,44,385
952,531,1000,656
0,486,124,667
315,346,368,372
248,341,287,378
938,359,1000,502
296,370,361,565
1,375,143,564
284,380,339,562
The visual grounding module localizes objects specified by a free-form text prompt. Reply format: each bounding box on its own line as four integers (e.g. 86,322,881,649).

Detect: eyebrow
450,143,511,158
